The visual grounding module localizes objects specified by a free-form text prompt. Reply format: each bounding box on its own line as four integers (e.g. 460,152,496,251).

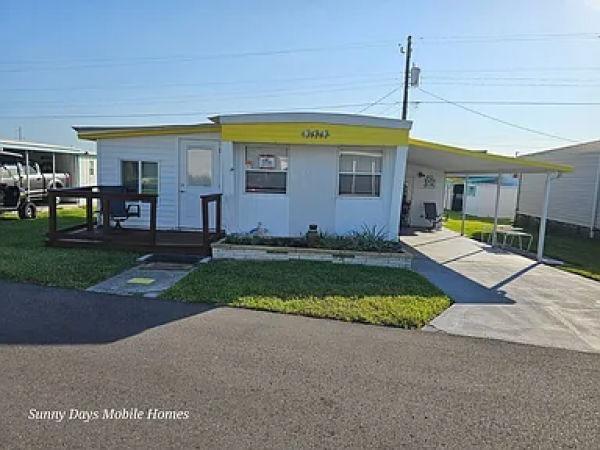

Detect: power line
0,41,398,73
0,72,401,93
0,102,403,120
358,86,403,113
417,32,600,43
414,100,600,106
1,80,400,108
416,87,578,143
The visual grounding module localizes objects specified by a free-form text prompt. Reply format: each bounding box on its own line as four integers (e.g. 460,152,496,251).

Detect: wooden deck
48,227,218,255
46,186,223,256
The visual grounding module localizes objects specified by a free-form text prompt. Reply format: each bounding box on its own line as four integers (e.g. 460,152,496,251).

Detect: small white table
486,225,533,251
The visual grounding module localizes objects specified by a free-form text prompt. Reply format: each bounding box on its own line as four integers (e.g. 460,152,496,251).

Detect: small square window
245,146,288,194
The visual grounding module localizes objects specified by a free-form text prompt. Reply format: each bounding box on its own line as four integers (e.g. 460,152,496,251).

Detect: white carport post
25,150,30,194
491,173,502,246
536,172,553,262
460,175,469,236
52,152,56,186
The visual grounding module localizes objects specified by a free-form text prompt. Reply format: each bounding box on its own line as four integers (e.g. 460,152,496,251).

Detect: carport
0,139,96,195
405,138,572,261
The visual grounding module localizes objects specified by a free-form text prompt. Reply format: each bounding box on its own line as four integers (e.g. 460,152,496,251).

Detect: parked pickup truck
0,161,70,201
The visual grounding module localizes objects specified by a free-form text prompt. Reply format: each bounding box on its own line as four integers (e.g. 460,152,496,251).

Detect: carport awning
408,138,572,174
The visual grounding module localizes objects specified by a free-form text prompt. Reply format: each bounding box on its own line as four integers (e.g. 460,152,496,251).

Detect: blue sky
1,0,599,154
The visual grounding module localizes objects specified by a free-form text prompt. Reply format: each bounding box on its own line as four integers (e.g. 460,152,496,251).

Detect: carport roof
408,138,572,174
0,139,92,155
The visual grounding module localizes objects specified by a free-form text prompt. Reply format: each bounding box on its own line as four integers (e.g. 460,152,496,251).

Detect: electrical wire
358,86,403,113
416,87,578,143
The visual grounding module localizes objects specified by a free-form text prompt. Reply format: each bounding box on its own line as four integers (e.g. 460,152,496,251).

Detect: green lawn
162,260,452,328
444,210,600,282
0,207,139,289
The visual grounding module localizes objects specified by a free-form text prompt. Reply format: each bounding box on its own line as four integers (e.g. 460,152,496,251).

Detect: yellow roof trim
221,122,409,146
76,124,221,140
409,138,573,173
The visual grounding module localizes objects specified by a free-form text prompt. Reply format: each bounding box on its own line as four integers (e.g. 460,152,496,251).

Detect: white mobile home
517,140,600,238
72,112,569,258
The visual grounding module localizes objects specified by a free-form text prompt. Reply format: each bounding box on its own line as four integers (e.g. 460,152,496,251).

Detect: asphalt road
1,280,599,448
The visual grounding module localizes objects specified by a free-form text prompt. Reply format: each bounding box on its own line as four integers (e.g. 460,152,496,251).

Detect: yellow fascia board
409,138,573,173
77,124,222,141
221,122,409,146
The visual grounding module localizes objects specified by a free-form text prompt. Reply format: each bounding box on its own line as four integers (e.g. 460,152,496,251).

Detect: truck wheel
18,202,37,220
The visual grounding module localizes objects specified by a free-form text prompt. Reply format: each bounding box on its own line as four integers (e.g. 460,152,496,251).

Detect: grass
161,260,452,328
0,207,139,289
444,210,600,282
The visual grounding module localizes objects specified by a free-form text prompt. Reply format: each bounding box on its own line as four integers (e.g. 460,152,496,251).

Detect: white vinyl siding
518,143,600,229
96,133,220,229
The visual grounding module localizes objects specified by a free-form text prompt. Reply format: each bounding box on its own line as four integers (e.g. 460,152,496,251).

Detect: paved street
1,280,599,448
403,228,600,353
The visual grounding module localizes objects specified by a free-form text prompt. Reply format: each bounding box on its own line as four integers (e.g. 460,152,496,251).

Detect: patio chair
101,186,141,229
423,202,443,230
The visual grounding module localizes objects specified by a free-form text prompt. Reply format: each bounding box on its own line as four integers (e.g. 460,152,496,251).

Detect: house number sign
301,129,330,139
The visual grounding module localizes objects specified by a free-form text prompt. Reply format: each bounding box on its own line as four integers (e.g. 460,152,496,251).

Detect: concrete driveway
1,280,599,448
402,228,600,353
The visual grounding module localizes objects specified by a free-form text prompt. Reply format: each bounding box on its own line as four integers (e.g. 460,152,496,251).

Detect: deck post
102,197,110,235
202,196,210,252
48,190,57,240
150,196,157,244
491,173,502,246
536,172,553,262
461,176,469,236
86,192,93,231
216,194,222,238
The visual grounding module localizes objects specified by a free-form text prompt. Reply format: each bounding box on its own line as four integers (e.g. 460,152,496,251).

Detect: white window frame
244,145,288,195
338,150,383,198
120,160,160,195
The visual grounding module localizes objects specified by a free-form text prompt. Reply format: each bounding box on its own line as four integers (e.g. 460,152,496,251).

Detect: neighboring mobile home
445,175,518,219
516,140,600,238
72,112,570,245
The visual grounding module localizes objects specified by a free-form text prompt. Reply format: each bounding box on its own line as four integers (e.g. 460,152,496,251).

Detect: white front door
178,140,220,229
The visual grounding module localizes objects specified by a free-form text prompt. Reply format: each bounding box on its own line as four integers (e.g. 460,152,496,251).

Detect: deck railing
201,193,223,254
47,187,224,254
47,186,158,244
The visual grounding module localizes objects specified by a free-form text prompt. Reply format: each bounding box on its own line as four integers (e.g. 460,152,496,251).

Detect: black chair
423,202,442,230
101,186,141,229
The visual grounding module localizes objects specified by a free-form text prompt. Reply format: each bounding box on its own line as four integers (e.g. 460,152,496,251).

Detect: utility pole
17,126,23,140
401,35,412,120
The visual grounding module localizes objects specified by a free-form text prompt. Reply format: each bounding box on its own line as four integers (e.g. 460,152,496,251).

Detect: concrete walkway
402,228,600,353
87,261,195,297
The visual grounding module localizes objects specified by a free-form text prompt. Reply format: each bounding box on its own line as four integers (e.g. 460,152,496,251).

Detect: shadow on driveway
0,280,215,345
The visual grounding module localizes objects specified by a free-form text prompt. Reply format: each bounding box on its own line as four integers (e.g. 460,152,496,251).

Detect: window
187,148,212,186
467,185,477,197
338,151,382,197
245,146,288,194
89,161,95,176
121,160,159,194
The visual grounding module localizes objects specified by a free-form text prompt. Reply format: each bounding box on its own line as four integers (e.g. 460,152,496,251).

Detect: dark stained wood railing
200,193,223,255
47,186,158,244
